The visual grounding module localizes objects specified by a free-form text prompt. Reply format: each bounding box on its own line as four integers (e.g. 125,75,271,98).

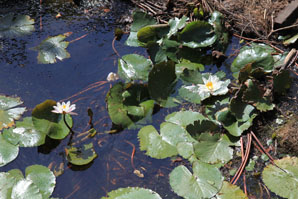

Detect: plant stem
63,114,74,134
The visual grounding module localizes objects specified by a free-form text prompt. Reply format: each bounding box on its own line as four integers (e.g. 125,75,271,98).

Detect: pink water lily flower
52,101,77,115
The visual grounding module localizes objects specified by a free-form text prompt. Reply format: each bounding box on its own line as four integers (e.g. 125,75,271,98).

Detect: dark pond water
0,1,260,199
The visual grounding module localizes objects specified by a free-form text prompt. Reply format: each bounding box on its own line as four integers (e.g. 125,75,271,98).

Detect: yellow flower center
206,81,213,90
62,105,67,109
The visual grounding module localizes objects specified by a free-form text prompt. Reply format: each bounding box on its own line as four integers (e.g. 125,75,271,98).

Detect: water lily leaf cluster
0,14,35,38
0,165,56,199
66,143,97,166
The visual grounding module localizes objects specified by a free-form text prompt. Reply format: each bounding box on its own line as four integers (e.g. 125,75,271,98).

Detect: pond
1,1,296,199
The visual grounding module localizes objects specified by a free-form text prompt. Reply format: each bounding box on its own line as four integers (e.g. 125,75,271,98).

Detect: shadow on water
0,1,251,199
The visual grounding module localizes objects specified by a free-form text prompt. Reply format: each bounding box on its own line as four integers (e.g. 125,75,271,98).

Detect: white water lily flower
52,101,77,115
198,74,230,96
106,72,119,82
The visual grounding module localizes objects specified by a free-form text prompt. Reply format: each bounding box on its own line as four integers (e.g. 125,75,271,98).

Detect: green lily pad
32,100,73,140
0,14,35,38
11,179,42,199
179,21,217,48
165,110,207,128
169,160,223,199
25,165,56,198
216,181,248,199
101,187,162,199
0,134,19,167
243,79,275,112
231,43,275,78
0,95,26,131
273,70,292,95
137,24,169,45
262,156,298,199
177,142,195,159
125,11,156,47
106,83,154,129
3,117,46,147
194,133,233,164
32,34,70,64
118,54,152,82
175,60,205,84
167,16,188,38
0,172,20,198
230,98,256,122
66,143,97,165
148,61,177,107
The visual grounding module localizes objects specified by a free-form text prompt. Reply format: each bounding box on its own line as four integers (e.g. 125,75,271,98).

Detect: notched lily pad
32,34,70,64
0,14,35,38
0,134,19,167
66,143,97,166
101,187,162,199
0,95,26,131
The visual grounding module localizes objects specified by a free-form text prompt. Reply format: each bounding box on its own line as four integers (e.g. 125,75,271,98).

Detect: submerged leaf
0,14,34,38
101,187,162,199
0,134,19,167
33,34,70,64
66,143,97,165
0,95,26,131
262,156,298,199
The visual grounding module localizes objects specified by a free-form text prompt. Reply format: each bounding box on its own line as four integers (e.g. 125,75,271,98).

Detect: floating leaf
125,11,156,47
216,181,248,199
32,34,70,64
273,70,292,95
231,43,275,78
194,133,233,164
148,61,177,107
262,156,298,199
0,14,35,38
118,54,152,82
3,117,46,147
243,79,275,112
66,143,97,165
137,24,169,45
165,111,207,128
101,187,162,199
25,165,56,198
169,160,223,199
0,95,26,131
175,60,204,84
11,179,42,199
0,172,20,198
179,21,217,48
106,83,154,129
32,100,73,140
167,16,188,38
283,33,298,45
230,98,256,122
177,142,194,159
0,134,19,167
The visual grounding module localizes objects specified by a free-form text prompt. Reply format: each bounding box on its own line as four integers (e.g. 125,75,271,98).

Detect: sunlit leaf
283,33,298,45
167,16,188,38
125,11,156,47
165,110,207,128
101,187,162,199
3,117,46,147
231,43,275,78
11,179,42,199
179,21,217,48
148,61,177,107
32,100,73,139
230,98,256,122
262,156,298,199
32,34,70,64
177,142,194,159
137,24,169,45
194,133,233,164
25,165,56,198
216,181,248,199
0,172,20,198
175,60,204,84
169,160,223,199
0,95,26,131
66,143,97,166
0,14,34,38
0,134,19,167
118,54,152,82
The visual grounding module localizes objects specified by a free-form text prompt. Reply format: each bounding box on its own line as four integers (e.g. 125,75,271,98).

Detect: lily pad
0,95,26,131
0,14,35,38
194,133,233,164
148,61,177,107
32,34,70,64
169,160,223,199
0,134,19,167
25,165,56,198
66,143,97,165
125,11,156,47
165,110,207,128
11,179,42,199
230,98,256,122
3,117,46,147
262,156,298,199
175,60,204,84
216,181,248,199
101,187,162,199
0,172,20,198
137,24,169,45
118,54,152,82
167,16,188,38
32,100,73,140
179,21,217,48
